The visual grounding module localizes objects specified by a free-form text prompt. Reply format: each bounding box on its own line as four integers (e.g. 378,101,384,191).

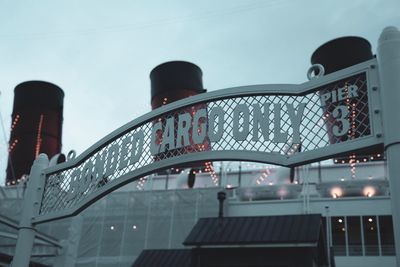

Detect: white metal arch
32,58,381,224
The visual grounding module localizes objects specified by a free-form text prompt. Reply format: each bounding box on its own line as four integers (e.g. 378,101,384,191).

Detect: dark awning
133,214,332,267
184,214,323,246
132,249,191,267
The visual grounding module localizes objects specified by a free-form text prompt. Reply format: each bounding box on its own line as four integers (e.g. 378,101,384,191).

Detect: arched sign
33,58,381,224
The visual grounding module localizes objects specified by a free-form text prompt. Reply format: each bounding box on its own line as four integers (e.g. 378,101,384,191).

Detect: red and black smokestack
150,61,210,176
150,61,205,109
311,37,383,163
6,81,64,185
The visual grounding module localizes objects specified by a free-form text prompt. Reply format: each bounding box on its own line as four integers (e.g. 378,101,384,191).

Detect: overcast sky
0,0,399,184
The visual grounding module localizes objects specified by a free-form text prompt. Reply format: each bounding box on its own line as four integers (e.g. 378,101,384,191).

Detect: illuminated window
363,216,378,255
331,216,346,255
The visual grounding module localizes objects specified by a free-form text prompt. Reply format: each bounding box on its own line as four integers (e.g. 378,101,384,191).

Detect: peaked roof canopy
184,214,323,246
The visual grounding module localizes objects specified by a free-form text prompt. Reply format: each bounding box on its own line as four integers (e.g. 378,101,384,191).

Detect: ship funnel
6,81,64,185
150,61,205,110
311,36,373,74
149,61,211,174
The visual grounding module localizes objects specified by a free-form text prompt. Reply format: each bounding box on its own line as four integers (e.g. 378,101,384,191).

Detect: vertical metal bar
344,216,349,256
95,199,107,267
329,215,332,248
219,162,223,187
194,191,200,222
238,162,242,187
118,195,130,263
325,207,331,267
304,168,310,214
377,26,400,265
318,161,322,184
165,170,170,190
11,154,49,267
306,165,310,214
376,215,382,256
167,191,176,248
144,193,152,249
360,216,365,256
149,174,154,190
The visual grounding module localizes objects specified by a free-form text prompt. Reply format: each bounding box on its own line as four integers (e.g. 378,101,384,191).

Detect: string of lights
256,167,271,185
136,176,148,190
35,115,44,158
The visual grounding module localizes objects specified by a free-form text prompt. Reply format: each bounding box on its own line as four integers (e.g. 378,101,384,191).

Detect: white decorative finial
379,26,400,43
35,153,49,165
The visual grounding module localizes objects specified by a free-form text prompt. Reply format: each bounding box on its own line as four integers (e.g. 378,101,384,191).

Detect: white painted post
377,26,400,265
11,154,49,267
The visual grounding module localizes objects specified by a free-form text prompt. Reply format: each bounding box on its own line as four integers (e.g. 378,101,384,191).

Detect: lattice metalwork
39,72,371,216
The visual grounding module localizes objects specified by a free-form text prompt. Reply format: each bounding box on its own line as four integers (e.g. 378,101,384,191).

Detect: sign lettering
37,69,379,221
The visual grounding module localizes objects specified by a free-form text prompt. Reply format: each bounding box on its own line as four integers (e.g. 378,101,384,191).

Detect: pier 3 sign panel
36,60,382,222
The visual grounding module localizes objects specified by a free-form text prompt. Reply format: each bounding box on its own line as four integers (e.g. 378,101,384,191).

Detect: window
327,215,396,257
347,216,362,256
331,217,346,255
379,216,395,255
363,216,379,255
